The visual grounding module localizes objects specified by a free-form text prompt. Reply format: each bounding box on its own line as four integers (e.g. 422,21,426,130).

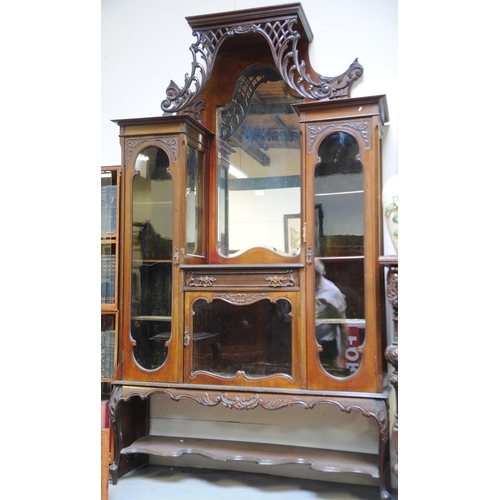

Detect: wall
102,0,398,489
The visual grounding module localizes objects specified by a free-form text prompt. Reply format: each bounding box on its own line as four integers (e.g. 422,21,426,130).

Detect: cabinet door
121,144,181,382
301,103,385,393
183,287,302,388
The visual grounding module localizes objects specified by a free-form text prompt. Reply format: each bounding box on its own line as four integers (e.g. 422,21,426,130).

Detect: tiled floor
107,465,397,500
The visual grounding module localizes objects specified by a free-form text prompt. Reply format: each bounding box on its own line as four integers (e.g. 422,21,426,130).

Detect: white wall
102,0,398,489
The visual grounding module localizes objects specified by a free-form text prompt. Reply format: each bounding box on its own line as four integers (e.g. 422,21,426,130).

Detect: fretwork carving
161,10,363,119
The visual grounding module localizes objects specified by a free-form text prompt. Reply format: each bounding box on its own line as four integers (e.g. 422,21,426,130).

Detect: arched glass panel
217,64,302,257
314,132,364,378
191,297,292,378
130,146,173,370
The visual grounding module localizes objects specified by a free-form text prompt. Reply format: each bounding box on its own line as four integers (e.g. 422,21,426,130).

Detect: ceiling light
228,164,248,179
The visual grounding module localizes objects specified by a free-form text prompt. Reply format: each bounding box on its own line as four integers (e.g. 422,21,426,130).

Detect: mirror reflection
314,132,365,378
217,64,302,257
130,147,173,370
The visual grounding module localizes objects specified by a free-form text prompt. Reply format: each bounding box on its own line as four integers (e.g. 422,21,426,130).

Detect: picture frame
284,213,301,254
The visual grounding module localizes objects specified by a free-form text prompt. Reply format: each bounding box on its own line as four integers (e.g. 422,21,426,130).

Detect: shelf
315,190,364,197
133,316,171,321
121,435,379,477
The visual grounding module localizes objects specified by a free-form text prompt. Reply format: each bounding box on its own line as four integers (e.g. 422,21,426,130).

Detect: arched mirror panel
217,64,302,258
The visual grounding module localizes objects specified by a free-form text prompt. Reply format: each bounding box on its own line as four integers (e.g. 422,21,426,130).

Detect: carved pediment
160,4,363,121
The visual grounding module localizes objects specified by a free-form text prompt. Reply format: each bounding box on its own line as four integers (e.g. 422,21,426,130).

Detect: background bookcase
101,166,120,384
102,166,121,482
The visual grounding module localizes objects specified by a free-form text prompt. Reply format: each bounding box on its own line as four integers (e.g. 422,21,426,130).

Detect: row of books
101,329,115,379
101,185,117,235
101,254,116,304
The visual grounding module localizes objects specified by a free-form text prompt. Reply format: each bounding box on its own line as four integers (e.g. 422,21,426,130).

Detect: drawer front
184,268,300,290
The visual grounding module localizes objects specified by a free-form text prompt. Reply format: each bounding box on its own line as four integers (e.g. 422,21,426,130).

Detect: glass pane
101,170,117,235
314,132,364,257
314,259,365,377
191,298,292,378
130,147,173,370
217,64,302,257
186,145,204,256
314,132,365,378
101,315,116,379
101,243,116,304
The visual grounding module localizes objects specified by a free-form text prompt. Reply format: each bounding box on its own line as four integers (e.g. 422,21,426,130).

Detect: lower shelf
121,435,379,478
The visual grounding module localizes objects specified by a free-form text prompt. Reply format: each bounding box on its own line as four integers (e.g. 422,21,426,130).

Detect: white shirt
315,276,348,347
315,276,347,320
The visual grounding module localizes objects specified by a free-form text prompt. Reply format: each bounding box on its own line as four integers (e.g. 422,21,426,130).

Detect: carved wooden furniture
381,256,398,477
109,4,393,499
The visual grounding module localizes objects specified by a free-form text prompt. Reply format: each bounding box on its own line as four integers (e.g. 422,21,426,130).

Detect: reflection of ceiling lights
228,164,248,179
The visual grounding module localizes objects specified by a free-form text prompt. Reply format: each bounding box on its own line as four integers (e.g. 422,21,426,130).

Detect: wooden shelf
121,435,379,477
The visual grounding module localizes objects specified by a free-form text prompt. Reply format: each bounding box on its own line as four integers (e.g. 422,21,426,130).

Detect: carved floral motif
307,121,370,152
126,137,178,165
189,275,217,287
212,293,271,304
265,273,294,287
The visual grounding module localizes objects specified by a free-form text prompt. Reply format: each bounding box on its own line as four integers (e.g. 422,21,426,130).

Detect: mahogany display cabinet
109,4,393,498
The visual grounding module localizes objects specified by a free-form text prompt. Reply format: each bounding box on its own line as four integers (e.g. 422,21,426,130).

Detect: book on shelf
101,400,110,429
101,185,117,235
101,254,116,304
101,329,115,379
101,331,106,378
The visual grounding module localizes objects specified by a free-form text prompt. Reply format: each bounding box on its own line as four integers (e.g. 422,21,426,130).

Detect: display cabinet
109,4,393,499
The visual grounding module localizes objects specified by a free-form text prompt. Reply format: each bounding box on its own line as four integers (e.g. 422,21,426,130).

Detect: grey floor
107,465,397,500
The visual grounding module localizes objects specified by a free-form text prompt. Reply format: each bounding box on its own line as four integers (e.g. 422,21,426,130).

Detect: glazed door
301,102,385,393
121,143,182,382
182,269,303,388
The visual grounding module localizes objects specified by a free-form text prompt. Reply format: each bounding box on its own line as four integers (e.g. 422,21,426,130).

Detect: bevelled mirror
216,64,302,257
